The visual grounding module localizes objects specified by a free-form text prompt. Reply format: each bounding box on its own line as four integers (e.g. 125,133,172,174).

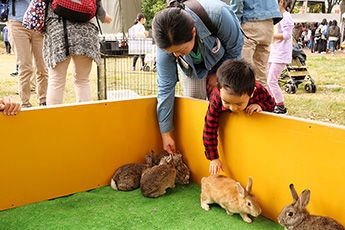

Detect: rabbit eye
288,212,294,217
247,202,251,207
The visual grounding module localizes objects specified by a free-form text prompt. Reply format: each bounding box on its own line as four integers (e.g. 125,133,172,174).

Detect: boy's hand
246,104,262,116
209,159,224,175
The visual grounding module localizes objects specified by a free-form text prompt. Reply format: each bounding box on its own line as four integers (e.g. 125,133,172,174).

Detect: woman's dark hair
328,20,332,26
278,0,292,11
321,18,327,25
332,20,337,27
217,59,255,96
152,7,195,49
133,13,145,25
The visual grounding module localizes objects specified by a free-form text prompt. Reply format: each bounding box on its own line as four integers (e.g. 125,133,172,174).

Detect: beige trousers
241,19,274,88
47,55,93,105
8,20,48,107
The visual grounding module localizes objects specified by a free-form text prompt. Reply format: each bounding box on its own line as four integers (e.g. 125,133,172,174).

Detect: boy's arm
250,82,275,112
203,89,222,160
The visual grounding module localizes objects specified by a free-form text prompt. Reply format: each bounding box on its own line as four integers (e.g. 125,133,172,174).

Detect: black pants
5,41,11,54
133,54,145,68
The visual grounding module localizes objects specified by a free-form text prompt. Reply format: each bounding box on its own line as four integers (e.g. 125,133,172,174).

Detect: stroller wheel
305,84,313,93
285,84,297,94
311,84,317,93
305,83,317,93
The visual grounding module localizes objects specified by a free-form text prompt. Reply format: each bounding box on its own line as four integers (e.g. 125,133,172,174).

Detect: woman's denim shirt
156,0,244,134
230,0,282,24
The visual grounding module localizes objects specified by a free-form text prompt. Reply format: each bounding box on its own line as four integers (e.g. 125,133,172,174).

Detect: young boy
203,59,275,175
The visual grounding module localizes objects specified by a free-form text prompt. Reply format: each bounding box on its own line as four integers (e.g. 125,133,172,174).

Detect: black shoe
10,72,18,76
39,102,47,106
273,106,287,114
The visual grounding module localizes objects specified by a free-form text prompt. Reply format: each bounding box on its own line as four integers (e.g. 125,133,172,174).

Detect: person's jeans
329,41,336,53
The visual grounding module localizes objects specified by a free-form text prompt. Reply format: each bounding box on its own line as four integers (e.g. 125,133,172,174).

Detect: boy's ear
250,87,256,98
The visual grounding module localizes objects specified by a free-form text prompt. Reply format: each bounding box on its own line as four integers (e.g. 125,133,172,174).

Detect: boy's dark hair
152,7,194,50
217,59,255,96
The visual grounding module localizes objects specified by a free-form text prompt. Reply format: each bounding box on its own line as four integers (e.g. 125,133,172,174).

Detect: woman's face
164,27,196,57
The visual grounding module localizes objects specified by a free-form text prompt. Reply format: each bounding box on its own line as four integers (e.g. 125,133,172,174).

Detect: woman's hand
161,131,176,154
104,14,112,24
0,97,21,116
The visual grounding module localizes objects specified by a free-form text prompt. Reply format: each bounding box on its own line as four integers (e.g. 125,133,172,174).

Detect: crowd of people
294,19,343,56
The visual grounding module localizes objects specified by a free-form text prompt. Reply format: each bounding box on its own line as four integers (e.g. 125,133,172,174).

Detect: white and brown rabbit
153,152,190,185
140,154,176,198
200,175,261,223
110,150,154,191
278,184,344,230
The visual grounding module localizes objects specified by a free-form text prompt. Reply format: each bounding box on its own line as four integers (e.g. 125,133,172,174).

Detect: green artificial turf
0,182,283,230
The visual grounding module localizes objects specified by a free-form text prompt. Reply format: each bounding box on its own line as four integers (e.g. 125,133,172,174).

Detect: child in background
129,13,149,71
203,60,275,175
267,0,294,114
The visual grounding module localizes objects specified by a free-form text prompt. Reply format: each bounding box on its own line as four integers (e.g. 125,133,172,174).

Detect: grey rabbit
153,151,190,184
110,150,154,191
140,154,176,198
278,184,344,230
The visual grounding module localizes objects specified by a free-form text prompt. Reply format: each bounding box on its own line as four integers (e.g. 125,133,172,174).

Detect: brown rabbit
110,150,154,191
200,175,261,223
153,152,191,184
140,154,176,198
278,184,344,230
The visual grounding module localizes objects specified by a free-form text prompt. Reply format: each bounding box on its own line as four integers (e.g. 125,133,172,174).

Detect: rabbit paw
201,202,210,211
240,213,252,223
226,210,234,215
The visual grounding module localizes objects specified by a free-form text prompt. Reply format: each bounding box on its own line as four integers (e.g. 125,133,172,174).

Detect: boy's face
219,88,254,113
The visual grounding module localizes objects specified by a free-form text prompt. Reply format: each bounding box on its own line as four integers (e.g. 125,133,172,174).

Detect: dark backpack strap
12,0,15,16
62,17,70,56
183,0,217,37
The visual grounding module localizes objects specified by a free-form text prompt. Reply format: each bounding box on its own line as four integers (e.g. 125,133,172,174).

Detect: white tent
100,0,142,35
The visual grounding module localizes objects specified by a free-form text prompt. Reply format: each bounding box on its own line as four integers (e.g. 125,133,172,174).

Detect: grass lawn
0,47,344,126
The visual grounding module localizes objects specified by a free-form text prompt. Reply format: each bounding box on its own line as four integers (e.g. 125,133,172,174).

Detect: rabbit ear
296,189,310,211
246,176,252,194
145,155,152,166
237,182,247,198
289,184,299,202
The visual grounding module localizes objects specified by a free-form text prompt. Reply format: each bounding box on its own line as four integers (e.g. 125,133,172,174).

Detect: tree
142,0,166,30
326,0,342,13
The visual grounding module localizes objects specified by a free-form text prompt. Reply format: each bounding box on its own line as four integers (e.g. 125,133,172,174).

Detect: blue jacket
230,0,282,24
8,0,31,22
156,0,243,134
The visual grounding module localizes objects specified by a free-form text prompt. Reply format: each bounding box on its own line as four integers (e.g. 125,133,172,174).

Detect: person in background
325,20,332,50
327,20,341,56
152,0,243,154
43,1,112,105
129,13,149,71
230,0,282,88
318,18,328,54
310,22,318,53
7,0,48,108
3,25,11,54
203,60,275,175
267,0,294,114
0,96,21,116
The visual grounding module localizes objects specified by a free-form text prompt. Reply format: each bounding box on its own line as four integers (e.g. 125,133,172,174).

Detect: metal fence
97,39,183,100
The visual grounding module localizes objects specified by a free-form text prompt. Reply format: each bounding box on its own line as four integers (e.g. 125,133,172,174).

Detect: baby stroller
279,37,317,94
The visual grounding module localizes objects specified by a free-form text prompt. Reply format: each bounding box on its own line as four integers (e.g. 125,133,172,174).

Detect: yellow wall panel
174,97,345,225
0,98,163,211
